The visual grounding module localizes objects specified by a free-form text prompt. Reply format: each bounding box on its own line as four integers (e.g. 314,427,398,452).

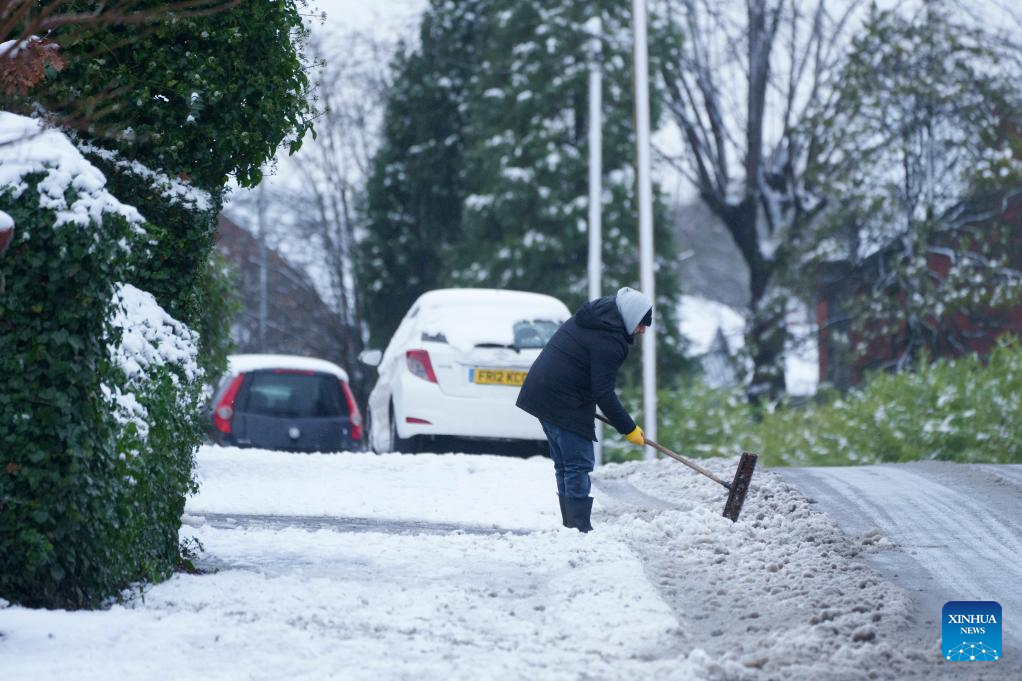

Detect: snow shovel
596,413,757,522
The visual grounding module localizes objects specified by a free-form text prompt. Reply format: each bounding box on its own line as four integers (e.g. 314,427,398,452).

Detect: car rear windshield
242,371,349,418
511,319,560,349
420,311,564,351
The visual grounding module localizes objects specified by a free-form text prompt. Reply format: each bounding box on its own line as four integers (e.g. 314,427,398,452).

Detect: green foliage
0,178,126,607
192,248,240,381
360,15,470,343
44,0,315,188
107,362,204,595
360,0,690,382
0,175,199,608
611,340,1022,466
1,0,310,607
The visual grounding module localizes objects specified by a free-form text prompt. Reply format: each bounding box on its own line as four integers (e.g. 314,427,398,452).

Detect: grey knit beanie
615,287,653,333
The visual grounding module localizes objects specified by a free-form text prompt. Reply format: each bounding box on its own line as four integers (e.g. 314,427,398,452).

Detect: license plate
471,368,527,386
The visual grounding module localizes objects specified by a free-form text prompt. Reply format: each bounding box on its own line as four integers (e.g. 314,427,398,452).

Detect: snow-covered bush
104,283,205,590
0,113,204,608
760,340,1022,465
641,341,1022,467
82,142,234,381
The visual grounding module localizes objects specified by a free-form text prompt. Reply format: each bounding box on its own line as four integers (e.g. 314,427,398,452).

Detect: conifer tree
359,6,476,343
361,0,688,380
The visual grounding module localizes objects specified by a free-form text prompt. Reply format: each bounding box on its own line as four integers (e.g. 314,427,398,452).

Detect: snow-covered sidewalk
0,446,962,680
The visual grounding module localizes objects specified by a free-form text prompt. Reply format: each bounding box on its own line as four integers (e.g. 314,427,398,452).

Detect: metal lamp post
632,0,657,457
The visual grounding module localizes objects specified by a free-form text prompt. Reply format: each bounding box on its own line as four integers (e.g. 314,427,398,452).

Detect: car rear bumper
395,375,544,441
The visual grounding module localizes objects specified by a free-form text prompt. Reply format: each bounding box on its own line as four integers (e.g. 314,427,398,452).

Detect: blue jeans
541,421,595,498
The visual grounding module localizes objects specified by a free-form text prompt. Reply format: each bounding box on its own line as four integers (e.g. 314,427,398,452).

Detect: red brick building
815,200,1022,389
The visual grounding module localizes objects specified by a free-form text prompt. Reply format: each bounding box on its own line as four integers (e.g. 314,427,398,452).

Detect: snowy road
774,463,1022,657
2,448,1020,680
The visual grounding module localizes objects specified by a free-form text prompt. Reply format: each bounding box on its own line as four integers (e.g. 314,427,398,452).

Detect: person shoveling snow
516,286,653,532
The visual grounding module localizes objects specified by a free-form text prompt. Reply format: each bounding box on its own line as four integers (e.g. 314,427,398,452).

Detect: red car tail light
405,349,438,383
340,380,362,441
213,374,246,434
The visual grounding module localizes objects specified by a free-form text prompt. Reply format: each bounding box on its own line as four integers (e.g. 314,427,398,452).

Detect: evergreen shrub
607,341,1022,466
81,145,232,379
0,119,204,608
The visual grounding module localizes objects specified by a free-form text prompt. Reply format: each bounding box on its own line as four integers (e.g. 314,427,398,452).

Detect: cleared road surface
775,462,1022,672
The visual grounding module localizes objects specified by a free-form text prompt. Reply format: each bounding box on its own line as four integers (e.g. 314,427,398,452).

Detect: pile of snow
0,36,57,59
187,446,556,529
0,446,941,680
227,354,349,382
0,112,144,238
679,294,747,355
679,294,820,396
413,288,570,352
596,459,923,678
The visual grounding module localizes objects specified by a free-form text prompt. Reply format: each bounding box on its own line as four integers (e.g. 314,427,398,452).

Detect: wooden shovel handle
595,413,730,490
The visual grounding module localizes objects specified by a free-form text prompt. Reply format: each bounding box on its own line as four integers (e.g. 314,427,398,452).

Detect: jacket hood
575,296,632,342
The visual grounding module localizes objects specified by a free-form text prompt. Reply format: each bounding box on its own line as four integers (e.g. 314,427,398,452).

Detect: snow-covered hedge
81,140,233,380
0,113,205,608
618,340,1022,467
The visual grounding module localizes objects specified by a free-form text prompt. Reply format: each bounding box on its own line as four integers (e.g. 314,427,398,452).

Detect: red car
208,354,363,453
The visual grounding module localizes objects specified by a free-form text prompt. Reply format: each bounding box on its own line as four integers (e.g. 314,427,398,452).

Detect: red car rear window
242,372,349,418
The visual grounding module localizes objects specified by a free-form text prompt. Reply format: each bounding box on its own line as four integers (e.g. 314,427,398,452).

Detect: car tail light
213,374,246,434
405,349,438,383
340,380,362,441
405,417,432,424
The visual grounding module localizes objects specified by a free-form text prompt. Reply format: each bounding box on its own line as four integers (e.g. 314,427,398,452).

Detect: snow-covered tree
804,3,1022,368
359,3,476,345
362,0,687,378
658,0,865,400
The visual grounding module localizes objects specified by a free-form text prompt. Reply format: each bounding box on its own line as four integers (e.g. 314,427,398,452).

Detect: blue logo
943,601,1002,662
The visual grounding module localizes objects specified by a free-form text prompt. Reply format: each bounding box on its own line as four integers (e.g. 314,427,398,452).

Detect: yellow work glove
625,425,645,446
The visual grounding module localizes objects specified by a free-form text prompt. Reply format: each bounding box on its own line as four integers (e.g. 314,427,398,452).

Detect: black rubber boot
557,495,569,527
562,496,593,533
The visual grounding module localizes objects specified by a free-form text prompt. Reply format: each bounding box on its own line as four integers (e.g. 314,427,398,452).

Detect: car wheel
389,404,416,454
365,410,380,454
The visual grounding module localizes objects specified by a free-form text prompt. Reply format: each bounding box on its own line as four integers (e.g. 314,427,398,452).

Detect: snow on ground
187,446,557,531
679,294,819,396
0,446,940,680
679,294,746,357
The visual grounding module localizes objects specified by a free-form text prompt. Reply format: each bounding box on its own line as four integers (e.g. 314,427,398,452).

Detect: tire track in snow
191,512,531,536
981,464,1022,488
777,463,1022,653
592,478,687,513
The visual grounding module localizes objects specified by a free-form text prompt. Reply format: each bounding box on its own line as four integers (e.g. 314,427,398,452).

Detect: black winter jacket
516,295,636,441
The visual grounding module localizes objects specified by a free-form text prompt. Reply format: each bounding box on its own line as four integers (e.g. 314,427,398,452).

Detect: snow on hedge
0,112,145,239
77,141,213,213
110,283,200,384
106,283,201,439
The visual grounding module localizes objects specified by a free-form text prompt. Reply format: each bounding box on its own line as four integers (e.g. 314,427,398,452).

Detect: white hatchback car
361,288,571,454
